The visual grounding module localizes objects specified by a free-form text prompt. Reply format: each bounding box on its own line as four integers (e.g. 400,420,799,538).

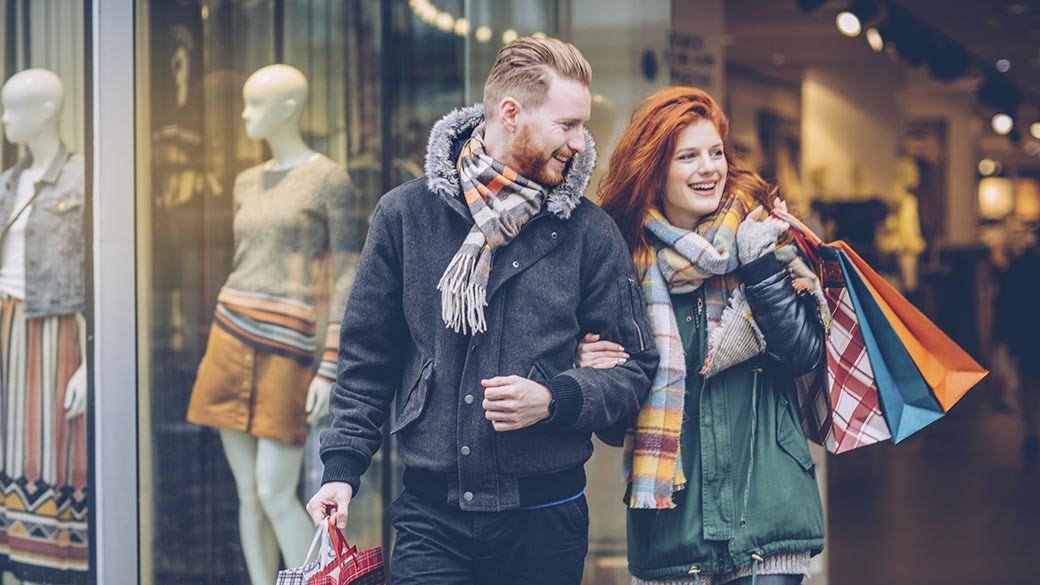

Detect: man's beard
511,124,570,187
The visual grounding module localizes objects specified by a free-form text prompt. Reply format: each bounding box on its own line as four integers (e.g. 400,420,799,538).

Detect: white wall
802,63,903,201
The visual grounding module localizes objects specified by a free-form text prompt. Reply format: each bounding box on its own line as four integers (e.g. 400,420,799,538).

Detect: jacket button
463,491,474,502
460,446,471,456
512,260,520,268
551,232,558,239
464,394,475,405
685,316,693,322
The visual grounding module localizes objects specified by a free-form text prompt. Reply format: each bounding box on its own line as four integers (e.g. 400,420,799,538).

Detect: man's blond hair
483,37,591,121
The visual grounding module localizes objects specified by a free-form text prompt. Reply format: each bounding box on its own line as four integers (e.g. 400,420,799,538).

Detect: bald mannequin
242,64,316,171
0,68,85,585
215,64,331,585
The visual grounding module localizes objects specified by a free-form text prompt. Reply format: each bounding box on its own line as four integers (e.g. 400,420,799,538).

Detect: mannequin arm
64,312,87,419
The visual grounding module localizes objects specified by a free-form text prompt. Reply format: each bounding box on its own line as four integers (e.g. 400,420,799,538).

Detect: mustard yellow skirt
187,324,313,446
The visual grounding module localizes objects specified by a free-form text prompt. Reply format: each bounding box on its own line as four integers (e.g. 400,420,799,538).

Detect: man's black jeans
387,489,589,585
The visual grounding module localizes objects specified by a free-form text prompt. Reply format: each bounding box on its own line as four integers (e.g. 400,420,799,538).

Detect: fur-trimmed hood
423,104,597,220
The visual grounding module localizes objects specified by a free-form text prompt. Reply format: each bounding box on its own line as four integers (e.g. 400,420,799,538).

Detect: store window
0,1,91,584
134,1,669,584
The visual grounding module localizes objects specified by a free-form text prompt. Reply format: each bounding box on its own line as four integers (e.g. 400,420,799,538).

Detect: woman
581,87,827,584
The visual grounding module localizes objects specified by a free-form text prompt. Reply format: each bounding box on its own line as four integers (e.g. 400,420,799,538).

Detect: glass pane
0,1,91,584
136,1,378,583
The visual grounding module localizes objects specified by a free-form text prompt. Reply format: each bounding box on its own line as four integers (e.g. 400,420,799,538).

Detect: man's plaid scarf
437,124,546,334
623,193,828,509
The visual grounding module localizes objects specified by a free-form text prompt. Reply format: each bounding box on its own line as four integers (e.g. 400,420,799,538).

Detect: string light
475,26,492,43
454,17,470,36
502,29,519,44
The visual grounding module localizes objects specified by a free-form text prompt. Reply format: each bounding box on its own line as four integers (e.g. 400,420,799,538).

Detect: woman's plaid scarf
623,194,828,509
437,124,546,334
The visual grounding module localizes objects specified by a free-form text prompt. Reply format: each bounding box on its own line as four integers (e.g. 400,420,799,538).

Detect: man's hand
306,482,353,529
481,375,553,431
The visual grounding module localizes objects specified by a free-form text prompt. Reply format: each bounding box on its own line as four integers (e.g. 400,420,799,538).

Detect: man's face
509,75,591,187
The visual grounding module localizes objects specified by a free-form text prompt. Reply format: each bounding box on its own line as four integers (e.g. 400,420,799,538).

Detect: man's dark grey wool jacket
319,105,659,512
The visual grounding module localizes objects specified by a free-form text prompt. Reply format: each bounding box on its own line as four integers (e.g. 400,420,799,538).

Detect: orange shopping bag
833,242,988,411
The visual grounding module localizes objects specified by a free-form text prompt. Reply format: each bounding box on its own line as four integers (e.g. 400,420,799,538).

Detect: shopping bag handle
302,522,326,565
771,209,824,247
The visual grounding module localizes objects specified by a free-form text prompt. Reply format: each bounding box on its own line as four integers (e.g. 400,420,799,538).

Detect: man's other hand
481,375,554,431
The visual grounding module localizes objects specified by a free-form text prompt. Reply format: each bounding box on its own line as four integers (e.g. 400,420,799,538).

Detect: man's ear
497,97,521,133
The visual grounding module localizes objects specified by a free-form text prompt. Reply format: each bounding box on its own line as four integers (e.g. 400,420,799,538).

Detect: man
307,37,658,585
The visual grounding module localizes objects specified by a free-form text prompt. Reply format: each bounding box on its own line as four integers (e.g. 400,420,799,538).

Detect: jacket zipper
627,277,646,351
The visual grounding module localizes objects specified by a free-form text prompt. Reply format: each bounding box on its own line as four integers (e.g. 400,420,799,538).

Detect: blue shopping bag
831,247,944,442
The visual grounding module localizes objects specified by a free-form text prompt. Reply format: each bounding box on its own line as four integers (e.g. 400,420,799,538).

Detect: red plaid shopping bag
821,251,892,450
796,247,892,453
278,520,385,585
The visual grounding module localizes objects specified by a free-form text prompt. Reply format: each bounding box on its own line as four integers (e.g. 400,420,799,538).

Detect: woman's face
662,119,728,230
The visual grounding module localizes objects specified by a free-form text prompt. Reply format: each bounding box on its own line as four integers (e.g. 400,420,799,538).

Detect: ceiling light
866,27,883,51
502,29,519,44
1031,122,1040,140
532,31,547,39
837,11,862,37
475,26,492,43
992,113,1014,135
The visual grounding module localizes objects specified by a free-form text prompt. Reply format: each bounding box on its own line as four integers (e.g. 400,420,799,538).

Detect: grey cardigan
320,106,659,511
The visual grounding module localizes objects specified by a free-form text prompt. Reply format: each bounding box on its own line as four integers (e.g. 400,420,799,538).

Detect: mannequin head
1,68,64,145
241,64,308,141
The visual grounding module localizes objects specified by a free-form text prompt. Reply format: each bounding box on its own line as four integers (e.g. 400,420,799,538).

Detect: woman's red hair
598,86,775,269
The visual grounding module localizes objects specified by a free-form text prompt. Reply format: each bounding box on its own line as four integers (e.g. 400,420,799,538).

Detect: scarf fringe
437,253,488,334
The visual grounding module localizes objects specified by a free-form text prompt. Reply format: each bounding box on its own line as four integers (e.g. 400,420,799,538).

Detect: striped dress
0,296,87,583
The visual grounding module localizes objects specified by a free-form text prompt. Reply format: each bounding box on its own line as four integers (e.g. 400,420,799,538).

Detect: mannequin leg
256,437,314,567
1,572,38,585
219,429,280,585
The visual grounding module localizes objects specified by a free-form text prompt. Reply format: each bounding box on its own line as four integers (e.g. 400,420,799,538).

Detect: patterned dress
0,296,87,584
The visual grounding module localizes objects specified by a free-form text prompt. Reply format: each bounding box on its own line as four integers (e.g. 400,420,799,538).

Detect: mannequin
0,69,87,585
878,157,926,292
186,64,357,585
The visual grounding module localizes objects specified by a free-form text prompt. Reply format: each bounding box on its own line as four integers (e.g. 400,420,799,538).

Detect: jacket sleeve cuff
543,373,584,429
320,450,368,495
739,252,785,286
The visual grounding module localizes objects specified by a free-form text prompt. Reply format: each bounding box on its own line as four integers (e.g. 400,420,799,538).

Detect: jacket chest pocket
391,359,433,434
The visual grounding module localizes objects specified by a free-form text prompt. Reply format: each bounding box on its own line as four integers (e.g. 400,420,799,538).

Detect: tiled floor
829,379,1039,585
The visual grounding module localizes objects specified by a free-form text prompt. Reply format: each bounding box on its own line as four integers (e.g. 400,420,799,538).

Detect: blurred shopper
994,230,1040,459
581,87,827,584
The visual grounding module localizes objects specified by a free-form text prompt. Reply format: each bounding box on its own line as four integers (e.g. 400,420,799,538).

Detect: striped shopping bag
774,212,891,453
795,246,892,453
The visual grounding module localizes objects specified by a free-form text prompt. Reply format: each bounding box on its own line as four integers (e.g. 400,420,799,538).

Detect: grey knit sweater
632,552,810,585
221,153,360,377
